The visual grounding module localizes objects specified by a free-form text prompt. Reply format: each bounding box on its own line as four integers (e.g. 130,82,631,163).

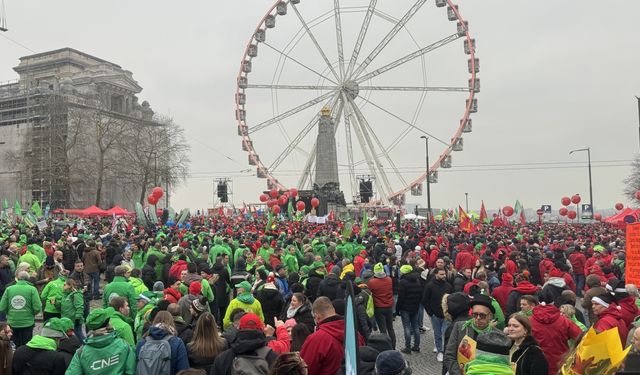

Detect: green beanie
235,281,252,291
400,265,413,275
41,318,67,338
58,317,74,333
311,261,325,270
86,307,115,330
374,263,384,275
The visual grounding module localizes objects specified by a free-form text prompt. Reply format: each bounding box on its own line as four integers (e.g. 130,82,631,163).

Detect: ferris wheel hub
342,80,360,100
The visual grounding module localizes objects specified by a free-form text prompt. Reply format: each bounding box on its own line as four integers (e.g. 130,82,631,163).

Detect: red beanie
189,282,202,296
549,268,563,278
502,273,514,284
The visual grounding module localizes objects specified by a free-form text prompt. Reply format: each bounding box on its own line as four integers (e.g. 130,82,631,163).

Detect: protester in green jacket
127,269,149,296
131,243,145,270
40,273,67,321
143,242,167,280
0,271,42,347
17,246,41,275
60,278,85,340
282,246,299,274
102,266,137,319
66,307,136,375
222,281,264,329
108,297,136,347
134,292,157,341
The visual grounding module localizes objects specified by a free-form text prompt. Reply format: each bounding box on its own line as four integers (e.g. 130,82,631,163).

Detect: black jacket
58,335,82,368
511,335,549,375
174,318,194,345
256,287,285,326
304,270,324,301
211,329,278,375
317,274,340,301
282,302,315,333
452,273,469,292
141,260,157,290
396,272,423,313
423,277,453,318
0,265,12,297
12,342,67,375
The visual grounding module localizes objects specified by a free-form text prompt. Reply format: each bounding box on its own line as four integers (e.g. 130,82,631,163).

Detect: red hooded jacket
300,316,363,375
354,251,367,277
163,287,182,304
594,304,628,346
531,304,582,375
615,296,638,330
492,276,514,312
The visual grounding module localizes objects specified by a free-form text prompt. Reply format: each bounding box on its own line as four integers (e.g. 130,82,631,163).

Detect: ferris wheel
235,0,479,205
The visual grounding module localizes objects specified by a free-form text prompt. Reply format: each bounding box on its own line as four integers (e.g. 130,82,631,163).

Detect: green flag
361,210,369,236
265,210,273,232
288,200,294,221
13,200,22,218
514,200,523,214
30,201,43,218
342,221,353,238
2,199,7,211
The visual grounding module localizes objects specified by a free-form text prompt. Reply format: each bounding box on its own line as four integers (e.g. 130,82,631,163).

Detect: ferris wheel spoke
350,0,428,80
263,42,338,85
359,85,469,92
246,84,338,90
334,0,346,80
248,90,337,134
358,94,451,148
345,96,408,188
268,93,342,173
290,3,341,82
345,97,395,200
345,0,377,79
342,103,357,201
343,97,388,200
356,33,461,83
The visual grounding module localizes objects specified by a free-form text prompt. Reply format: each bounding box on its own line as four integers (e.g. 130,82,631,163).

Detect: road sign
536,209,544,216
541,205,551,214
582,204,593,219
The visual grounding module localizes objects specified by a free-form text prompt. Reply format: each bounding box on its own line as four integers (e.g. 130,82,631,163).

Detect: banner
626,223,640,286
344,281,359,375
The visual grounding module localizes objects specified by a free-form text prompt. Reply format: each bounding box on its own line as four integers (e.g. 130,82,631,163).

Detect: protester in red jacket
607,279,639,330
301,297,359,375
538,252,555,281
354,250,367,278
169,257,188,280
568,246,587,295
492,273,514,313
531,302,582,375
592,292,628,347
454,245,477,272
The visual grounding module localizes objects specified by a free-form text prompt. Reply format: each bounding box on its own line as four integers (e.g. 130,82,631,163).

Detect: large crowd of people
0,213,637,374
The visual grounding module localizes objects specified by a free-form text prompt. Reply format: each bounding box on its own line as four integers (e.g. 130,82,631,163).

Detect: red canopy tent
604,207,640,224
80,205,109,217
105,205,132,216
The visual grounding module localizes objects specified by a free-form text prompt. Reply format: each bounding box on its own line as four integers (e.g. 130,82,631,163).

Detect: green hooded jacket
143,247,166,280
18,251,41,273
131,250,145,270
60,289,84,323
222,293,263,329
128,277,148,296
41,276,65,313
102,276,137,319
66,330,136,375
0,279,42,327
134,302,155,340
26,334,58,351
109,311,135,347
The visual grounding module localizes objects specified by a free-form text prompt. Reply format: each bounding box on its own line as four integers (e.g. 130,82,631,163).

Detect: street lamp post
569,147,593,220
465,192,469,212
420,136,432,223
636,96,640,151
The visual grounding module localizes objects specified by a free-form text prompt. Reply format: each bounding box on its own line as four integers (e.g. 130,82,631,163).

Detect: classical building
0,48,159,209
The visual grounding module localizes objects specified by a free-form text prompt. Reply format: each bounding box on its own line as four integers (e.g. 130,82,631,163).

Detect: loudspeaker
359,180,372,203
217,183,228,202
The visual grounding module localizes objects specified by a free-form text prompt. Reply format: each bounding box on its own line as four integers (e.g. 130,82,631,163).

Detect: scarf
237,292,255,304
461,319,493,335
286,304,302,319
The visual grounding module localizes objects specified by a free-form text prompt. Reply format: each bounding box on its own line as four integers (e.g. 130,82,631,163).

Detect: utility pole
569,148,593,220
420,136,432,223
465,192,469,212
636,96,640,151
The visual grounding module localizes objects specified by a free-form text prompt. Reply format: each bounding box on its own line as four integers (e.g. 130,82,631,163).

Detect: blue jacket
135,326,189,375
275,276,290,298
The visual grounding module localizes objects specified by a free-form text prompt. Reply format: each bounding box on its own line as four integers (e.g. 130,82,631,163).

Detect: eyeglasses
472,312,488,319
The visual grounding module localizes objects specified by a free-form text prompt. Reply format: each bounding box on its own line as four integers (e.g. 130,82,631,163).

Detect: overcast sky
1,0,639,213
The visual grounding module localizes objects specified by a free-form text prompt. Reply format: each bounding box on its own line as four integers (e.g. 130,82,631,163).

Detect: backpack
136,335,172,375
231,346,271,375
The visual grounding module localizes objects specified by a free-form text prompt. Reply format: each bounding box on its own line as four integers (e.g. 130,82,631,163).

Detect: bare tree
623,154,640,202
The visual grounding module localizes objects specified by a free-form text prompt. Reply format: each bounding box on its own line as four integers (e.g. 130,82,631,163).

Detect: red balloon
259,194,268,202
147,194,158,205
635,191,640,200
152,186,164,198
266,199,276,208
290,188,298,197
502,206,514,217
615,203,624,211
561,197,571,206
571,194,581,205
296,201,305,211
311,197,320,208
278,196,288,206
272,205,281,214
567,210,577,220
594,213,602,221
559,207,568,216
269,188,278,198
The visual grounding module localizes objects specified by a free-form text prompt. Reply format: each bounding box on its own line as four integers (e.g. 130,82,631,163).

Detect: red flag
520,210,526,225
459,206,475,233
328,210,335,221
218,207,224,217
479,201,488,223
